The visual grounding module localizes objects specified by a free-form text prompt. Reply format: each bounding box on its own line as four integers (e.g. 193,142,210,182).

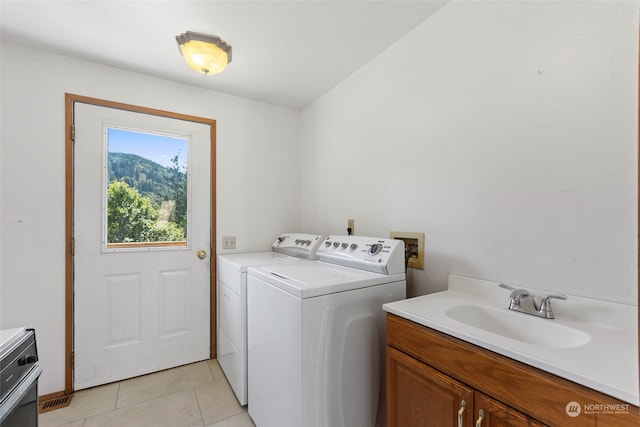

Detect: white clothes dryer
247,235,407,427
217,232,323,405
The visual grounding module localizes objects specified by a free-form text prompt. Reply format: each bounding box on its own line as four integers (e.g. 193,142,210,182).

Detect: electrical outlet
347,219,355,235
222,236,236,249
390,231,425,270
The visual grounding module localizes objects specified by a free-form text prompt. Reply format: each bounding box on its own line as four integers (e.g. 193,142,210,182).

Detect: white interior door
73,102,211,390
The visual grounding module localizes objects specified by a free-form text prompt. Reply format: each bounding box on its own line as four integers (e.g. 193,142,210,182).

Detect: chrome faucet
499,283,567,319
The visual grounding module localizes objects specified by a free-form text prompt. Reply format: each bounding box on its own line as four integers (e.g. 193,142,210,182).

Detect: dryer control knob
369,243,383,255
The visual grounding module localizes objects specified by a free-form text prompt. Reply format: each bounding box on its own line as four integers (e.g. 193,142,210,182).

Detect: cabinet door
387,347,473,427
474,392,547,427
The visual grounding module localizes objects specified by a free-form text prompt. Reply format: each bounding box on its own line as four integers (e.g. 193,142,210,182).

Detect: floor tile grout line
111,362,214,411
75,385,206,427
43,381,120,427
114,380,121,411
193,384,207,427
72,381,120,427
207,411,253,427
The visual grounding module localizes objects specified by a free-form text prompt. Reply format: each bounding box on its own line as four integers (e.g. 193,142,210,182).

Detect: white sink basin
445,304,591,348
382,274,639,405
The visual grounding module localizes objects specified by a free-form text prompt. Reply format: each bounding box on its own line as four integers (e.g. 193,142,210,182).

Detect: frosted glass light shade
176,31,232,76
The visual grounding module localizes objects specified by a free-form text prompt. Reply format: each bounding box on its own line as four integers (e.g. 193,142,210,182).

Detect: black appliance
0,328,41,427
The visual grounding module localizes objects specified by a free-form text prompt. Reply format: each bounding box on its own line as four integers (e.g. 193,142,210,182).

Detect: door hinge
71,238,75,256
71,124,75,142
70,351,74,366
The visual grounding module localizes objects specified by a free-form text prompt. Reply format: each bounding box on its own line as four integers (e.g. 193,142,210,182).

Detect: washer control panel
317,235,405,275
272,233,324,259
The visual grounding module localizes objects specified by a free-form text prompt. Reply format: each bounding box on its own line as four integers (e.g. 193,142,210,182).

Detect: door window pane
105,127,189,248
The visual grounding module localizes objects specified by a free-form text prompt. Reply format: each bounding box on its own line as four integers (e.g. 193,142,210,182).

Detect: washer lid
218,252,302,272
248,262,405,298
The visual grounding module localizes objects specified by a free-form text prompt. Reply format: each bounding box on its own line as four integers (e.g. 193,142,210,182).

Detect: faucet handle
499,283,530,299
499,283,531,310
538,294,567,319
498,283,516,292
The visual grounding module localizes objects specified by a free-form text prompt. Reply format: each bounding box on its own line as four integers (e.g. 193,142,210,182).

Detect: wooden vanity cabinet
387,346,473,426
387,346,542,426
474,392,545,427
386,313,640,427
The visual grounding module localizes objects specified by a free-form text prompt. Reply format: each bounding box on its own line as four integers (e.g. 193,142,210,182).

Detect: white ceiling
0,0,449,109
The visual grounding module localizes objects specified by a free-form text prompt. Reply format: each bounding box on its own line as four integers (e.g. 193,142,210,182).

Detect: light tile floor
40,360,255,427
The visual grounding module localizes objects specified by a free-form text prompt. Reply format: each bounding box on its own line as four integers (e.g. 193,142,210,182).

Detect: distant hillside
108,152,185,206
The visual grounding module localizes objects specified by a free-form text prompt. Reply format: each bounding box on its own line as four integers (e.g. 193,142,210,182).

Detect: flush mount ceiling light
176,31,232,76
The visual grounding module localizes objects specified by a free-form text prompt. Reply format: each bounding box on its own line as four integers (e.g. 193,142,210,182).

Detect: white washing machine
247,235,407,427
217,232,324,405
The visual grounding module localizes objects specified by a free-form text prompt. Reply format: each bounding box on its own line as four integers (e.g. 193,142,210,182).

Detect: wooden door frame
64,93,217,395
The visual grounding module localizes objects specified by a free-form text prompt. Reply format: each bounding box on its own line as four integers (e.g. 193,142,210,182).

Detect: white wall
0,42,301,394
300,0,639,302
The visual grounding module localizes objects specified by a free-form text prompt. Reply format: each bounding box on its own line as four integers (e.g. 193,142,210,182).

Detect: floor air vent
39,394,73,413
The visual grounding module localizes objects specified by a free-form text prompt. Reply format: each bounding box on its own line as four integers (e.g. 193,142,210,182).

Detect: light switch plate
222,236,236,249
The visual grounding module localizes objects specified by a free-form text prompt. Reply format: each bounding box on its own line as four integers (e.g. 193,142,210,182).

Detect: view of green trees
107,152,187,243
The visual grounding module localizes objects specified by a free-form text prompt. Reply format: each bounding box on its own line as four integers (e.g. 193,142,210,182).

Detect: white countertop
383,275,639,406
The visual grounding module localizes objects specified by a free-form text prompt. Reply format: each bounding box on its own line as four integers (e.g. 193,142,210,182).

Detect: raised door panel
474,392,547,427
387,347,473,427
